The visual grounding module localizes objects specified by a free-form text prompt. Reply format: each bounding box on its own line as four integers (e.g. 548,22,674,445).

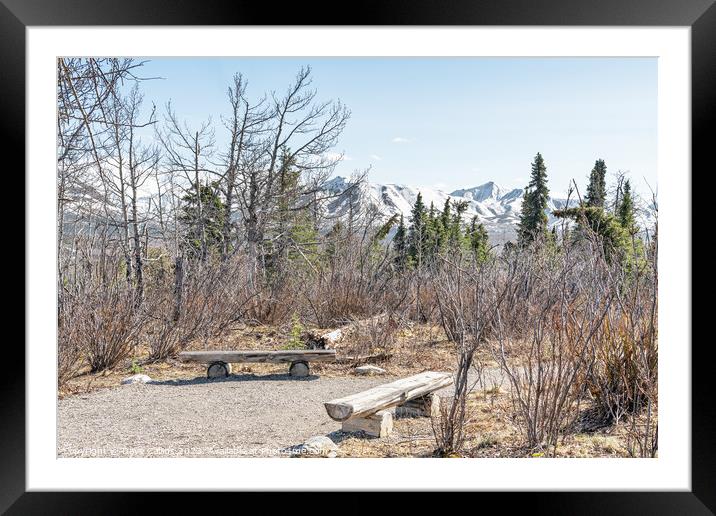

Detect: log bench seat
178,350,336,378
324,371,453,437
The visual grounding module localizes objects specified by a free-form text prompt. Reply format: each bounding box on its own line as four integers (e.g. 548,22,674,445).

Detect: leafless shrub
143,287,199,360
588,234,658,427
145,318,191,361
489,236,617,454
75,282,145,372
431,255,506,455
346,312,402,360
144,255,265,359
301,226,399,327
588,308,657,423
58,298,85,387
410,270,440,324
190,256,265,337
304,271,364,327
244,282,299,326
626,402,658,458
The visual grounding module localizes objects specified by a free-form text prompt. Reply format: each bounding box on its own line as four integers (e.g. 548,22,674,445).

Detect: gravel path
58,368,508,457
59,373,400,457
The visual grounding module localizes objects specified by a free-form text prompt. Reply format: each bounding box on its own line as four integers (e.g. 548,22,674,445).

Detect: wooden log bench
324,371,453,437
178,350,336,378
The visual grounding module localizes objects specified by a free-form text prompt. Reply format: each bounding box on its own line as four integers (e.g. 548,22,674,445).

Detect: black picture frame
4,0,710,513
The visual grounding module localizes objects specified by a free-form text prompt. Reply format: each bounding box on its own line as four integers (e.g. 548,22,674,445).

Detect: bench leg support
395,393,441,419
207,361,231,379
342,410,393,438
289,361,310,377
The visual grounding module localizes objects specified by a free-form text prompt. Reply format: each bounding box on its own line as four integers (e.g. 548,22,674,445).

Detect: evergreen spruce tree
267,147,319,272
287,211,320,264
553,205,632,264
449,199,469,248
367,213,399,265
617,179,637,234
324,221,343,262
179,181,226,260
517,152,550,246
426,202,440,261
438,198,451,251
468,216,490,262
408,192,428,267
585,159,608,208
374,213,399,243
392,214,408,269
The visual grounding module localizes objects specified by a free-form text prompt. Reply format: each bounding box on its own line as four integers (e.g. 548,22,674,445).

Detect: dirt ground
58,323,646,458
59,372,398,457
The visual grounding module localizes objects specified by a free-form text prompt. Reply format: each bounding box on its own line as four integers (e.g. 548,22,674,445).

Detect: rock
354,365,386,376
290,436,338,458
289,362,310,377
121,374,153,385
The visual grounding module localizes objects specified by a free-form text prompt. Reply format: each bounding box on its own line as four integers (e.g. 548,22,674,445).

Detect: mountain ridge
325,176,655,244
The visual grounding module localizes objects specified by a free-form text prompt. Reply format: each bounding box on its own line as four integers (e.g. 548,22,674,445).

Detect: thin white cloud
391,137,411,144
369,154,383,161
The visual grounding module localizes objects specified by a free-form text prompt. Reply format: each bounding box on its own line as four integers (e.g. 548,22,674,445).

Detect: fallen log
304,313,393,349
304,328,345,349
324,371,452,421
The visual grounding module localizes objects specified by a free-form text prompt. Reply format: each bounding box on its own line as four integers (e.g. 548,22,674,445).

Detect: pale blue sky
135,57,657,197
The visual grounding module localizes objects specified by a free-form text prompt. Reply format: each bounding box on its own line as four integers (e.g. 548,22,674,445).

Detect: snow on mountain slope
323,176,655,245
451,181,504,203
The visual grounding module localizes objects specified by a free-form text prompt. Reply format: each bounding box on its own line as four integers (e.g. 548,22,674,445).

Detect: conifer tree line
391,150,649,269
392,193,490,269
513,152,646,253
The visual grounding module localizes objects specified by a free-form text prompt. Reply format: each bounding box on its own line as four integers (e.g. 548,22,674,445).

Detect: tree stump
207,361,231,379
289,361,310,377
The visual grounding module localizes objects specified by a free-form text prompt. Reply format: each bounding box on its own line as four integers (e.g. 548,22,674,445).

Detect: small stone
354,365,386,376
120,374,153,385
291,436,338,458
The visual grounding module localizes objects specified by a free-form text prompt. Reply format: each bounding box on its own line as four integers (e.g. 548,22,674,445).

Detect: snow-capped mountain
323,176,654,244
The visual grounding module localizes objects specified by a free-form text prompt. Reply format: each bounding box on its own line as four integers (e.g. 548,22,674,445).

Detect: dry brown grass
337,387,654,458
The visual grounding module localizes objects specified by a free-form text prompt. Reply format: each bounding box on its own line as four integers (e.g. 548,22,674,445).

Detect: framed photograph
6,0,711,512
